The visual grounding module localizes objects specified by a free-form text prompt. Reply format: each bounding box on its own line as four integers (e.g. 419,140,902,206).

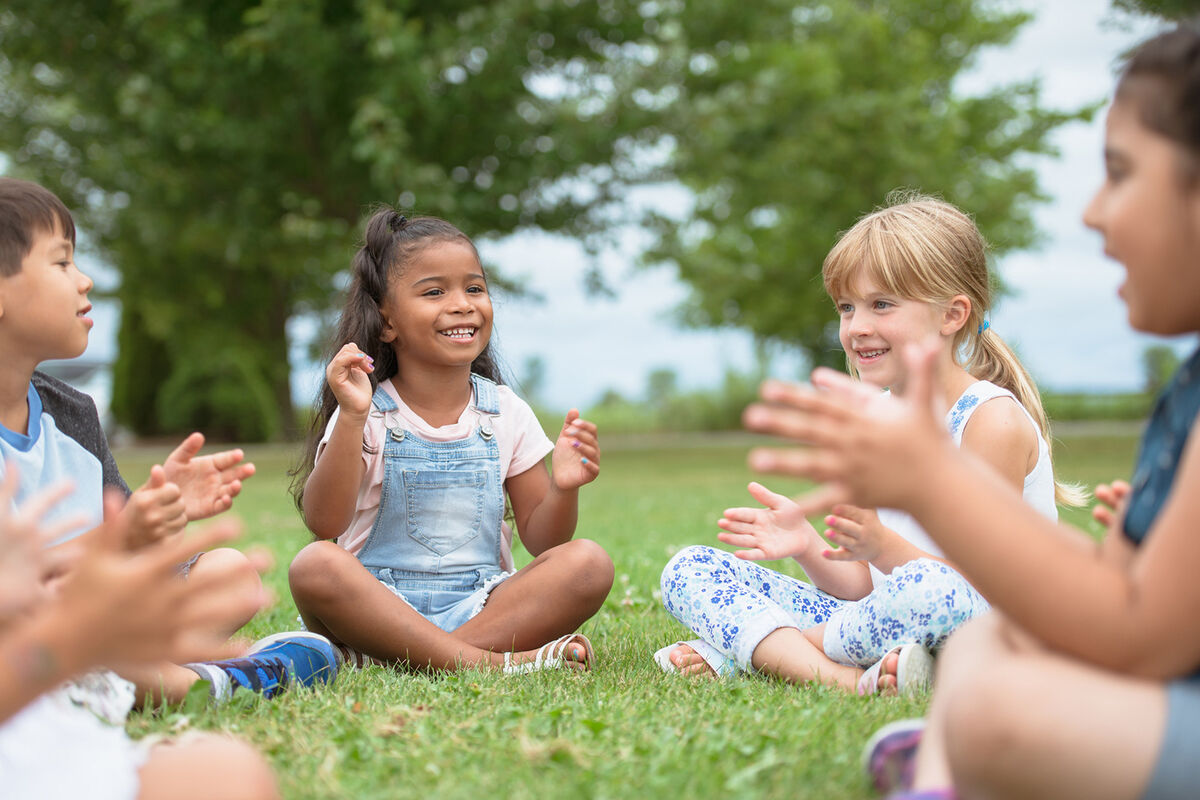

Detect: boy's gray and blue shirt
0,372,128,541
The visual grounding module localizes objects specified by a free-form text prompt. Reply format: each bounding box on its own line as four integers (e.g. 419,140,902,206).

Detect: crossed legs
289,539,613,671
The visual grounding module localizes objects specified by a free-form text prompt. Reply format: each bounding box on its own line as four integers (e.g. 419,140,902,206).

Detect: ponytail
963,327,1088,507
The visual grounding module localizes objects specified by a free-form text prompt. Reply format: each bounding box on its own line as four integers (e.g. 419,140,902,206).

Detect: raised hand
326,342,375,419
0,467,86,624
550,409,600,490
1093,479,1132,535
120,465,187,549
717,481,819,561
821,504,890,562
743,340,952,516
55,490,270,671
163,432,256,520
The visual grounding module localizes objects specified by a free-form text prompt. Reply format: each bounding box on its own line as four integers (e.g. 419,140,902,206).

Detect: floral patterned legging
660,545,989,672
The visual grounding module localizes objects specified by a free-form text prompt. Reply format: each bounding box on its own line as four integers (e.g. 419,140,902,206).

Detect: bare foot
669,643,718,679
875,649,900,694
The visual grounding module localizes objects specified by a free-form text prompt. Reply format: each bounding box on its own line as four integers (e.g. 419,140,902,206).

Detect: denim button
390,427,406,441
479,424,494,440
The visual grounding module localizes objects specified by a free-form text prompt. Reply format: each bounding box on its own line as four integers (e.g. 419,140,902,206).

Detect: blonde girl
657,194,1076,693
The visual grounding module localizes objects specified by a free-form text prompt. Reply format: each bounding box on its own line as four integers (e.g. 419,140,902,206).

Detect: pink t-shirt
316,379,554,571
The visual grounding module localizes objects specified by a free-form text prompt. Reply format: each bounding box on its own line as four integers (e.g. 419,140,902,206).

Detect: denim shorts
1143,676,1200,800
369,566,513,632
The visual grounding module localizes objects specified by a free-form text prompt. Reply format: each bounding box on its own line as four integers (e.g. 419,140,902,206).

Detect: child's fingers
716,520,760,538
167,432,206,465
746,481,790,508
716,530,760,549
731,547,768,561
821,546,858,562
721,507,761,524
824,514,862,537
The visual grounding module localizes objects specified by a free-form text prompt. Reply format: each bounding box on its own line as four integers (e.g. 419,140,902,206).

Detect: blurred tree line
1,1,1096,440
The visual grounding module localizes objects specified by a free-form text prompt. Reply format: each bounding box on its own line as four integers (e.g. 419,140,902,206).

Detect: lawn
115,425,1141,800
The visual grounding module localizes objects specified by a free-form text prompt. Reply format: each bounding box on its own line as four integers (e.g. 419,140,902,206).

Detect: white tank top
870,380,1057,589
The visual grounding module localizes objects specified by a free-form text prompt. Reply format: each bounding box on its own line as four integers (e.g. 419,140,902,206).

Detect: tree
638,0,1088,368
0,0,665,439
1113,0,1200,19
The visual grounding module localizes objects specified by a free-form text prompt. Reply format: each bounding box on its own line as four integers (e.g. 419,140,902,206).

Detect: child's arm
506,409,599,556
823,395,1039,573
744,351,1200,679
161,432,256,520
717,481,872,600
0,493,264,724
302,344,374,539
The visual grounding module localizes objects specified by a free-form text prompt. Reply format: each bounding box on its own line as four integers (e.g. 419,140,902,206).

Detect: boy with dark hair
0,176,339,710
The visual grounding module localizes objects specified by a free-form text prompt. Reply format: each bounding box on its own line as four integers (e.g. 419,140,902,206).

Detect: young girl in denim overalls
288,210,612,673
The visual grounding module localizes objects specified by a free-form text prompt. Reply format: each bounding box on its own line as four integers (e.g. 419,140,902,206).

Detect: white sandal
857,643,933,696
652,639,736,678
502,633,594,675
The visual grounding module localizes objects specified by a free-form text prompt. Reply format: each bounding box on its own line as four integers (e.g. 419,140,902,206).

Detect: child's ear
942,295,971,336
378,309,396,344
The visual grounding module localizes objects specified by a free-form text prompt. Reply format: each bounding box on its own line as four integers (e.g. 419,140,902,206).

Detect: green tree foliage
1113,0,1200,19
0,0,664,439
638,0,1087,367
0,1,1086,438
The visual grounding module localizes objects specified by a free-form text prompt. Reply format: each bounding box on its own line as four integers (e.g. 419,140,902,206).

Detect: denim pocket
403,469,486,556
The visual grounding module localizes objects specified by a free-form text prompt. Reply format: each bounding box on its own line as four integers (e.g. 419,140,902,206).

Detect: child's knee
660,545,719,588
560,538,614,598
287,540,350,602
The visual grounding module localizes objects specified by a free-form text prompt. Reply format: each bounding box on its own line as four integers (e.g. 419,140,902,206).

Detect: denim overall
357,374,509,632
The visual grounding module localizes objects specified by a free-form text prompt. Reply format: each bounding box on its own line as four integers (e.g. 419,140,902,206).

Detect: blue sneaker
187,631,340,701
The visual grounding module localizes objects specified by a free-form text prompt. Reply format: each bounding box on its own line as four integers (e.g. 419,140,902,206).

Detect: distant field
114,424,1141,800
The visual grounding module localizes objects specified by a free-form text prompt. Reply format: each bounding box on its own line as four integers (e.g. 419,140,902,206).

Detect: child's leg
138,733,279,800
821,558,988,669
452,539,613,651
288,541,591,671
659,545,844,674
911,613,1164,800
125,547,264,705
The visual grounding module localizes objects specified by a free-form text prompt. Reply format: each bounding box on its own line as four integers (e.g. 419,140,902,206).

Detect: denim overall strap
371,382,398,413
356,376,506,581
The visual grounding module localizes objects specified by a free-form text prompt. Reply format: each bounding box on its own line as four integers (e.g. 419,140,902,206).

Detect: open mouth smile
440,326,478,341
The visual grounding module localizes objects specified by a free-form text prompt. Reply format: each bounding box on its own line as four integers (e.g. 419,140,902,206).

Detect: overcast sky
80,1,1189,413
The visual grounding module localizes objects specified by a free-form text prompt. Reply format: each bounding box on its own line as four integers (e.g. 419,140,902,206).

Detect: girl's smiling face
378,241,493,371
835,276,962,394
1083,96,1200,336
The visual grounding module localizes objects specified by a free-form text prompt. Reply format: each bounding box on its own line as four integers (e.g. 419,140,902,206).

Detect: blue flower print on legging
659,545,989,671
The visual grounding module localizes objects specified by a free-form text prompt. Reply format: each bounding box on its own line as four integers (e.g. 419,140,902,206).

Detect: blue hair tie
978,320,990,335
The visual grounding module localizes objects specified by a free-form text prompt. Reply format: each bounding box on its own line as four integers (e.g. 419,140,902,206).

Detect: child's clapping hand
0,467,85,624
717,481,818,561
551,409,600,490
162,432,256,521
821,504,891,562
1092,479,1130,536
120,465,187,550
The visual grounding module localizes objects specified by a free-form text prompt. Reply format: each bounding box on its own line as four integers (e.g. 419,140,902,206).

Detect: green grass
114,425,1140,800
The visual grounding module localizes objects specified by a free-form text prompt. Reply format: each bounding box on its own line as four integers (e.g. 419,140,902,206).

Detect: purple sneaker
863,718,925,794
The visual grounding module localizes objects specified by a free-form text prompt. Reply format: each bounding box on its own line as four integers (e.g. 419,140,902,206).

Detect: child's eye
836,303,853,315
467,285,487,294
873,300,892,311
423,288,444,297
